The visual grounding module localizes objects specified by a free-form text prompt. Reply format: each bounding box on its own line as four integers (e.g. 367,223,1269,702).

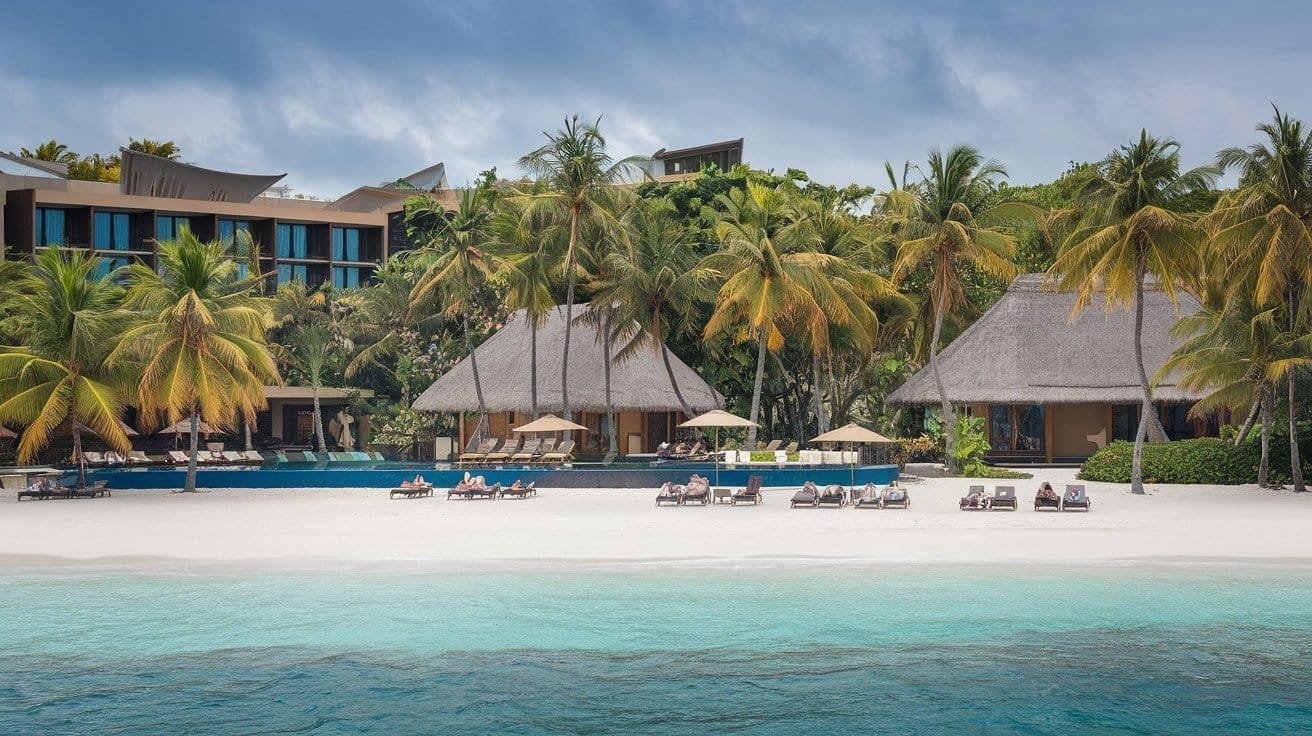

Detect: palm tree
127,139,182,160
1210,107,1312,492
704,183,879,447
517,115,648,421
19,140,78,164
0,251,133,487
493,200,560,419
407,186,499,433
592,199,715,420
892,145,1034,472
283,323,333,452
1047,131,1217,493
114,232,279,493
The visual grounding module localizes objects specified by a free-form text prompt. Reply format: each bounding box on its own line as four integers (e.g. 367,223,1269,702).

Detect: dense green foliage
1079,437,1312,486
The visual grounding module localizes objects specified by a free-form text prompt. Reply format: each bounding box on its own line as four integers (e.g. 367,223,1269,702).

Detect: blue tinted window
94,256,131,279
156,215,190,242
277,224,307,258
35,208,66,246
332,266,361,289
332,227,363,261
331,228,344,260
94,212,132,250
218,219,250,241
345,229,359,260
277,264,308,284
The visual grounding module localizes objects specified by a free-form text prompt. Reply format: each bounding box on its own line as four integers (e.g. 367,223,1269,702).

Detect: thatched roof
412,305,722,414
888,274,1206,405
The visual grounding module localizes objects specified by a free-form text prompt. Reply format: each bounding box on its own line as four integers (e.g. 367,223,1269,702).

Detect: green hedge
1078,437,1311,485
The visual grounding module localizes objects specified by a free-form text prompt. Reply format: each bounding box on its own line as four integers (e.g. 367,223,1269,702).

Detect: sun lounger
783,441,798,454
369,451,386,461
206,442,225,454
105,451,127,465
128,450,154,465
853,483,882,508
960,484,989,510
817,484,847,507
790,480,819,508
538,440,575,464
241,450,265,463
672,441,705,460
17,482,56,501
683,475,711,505
880,485,909,509
501,481,537,499
458,438,498,465
81,452,106,466
1034,485,1061,511
506,438,537,461
762,439,782,452
991,485,1017,511
390,480,433,499
485,438,523,464
219,451,248,464
166,450,190,464
655,481,684,506
732,475,763,505
71,481,110,498
1061,484,1091,511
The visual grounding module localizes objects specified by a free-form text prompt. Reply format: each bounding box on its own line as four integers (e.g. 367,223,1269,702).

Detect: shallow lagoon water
3,565,1311,734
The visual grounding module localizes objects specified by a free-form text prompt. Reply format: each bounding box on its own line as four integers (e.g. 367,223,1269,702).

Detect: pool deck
87,462,900,490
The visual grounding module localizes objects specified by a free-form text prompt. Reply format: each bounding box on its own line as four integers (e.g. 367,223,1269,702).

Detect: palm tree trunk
1288,284,1305,493
1234,397,1262,446
603,311,617,455
747,334,767,449
826,352,837,427
73,427,86,489
929,281,955,473
1133,259,1170,442
659,339,694,419
185,410,199,493
244,419,254,452
1259,384,1272,488
530,322,539,419
812,352,828,436
464,303,488,430
1289,369,1305,492
311,385,326,452
561,213,579,422
1131,405,1147,495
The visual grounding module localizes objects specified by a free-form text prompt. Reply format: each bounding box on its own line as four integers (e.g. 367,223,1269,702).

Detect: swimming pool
86,460,900,490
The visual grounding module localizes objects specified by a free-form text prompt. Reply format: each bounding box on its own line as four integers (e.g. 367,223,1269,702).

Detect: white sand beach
2,468,1310,570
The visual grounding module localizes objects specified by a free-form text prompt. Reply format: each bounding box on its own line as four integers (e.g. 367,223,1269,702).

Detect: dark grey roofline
118,148,286,203
651,138,744,160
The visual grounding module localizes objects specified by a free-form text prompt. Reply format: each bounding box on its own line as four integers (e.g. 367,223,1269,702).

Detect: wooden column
1044,405,1054,463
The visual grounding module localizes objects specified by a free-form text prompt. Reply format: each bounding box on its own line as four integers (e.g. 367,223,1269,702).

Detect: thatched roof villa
888,274,1212,462
413,305,722,454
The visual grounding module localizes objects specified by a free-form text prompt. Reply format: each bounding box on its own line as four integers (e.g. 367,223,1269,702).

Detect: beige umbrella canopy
512,414,589,433
678,409,758,428
157,419,217,435
810,423,893,444
56,419,140,438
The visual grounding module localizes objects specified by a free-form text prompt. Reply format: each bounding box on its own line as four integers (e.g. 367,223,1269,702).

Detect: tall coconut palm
343,255,442,405
407,186,499,434
0,250,133,487
517,115,648,421
1047,131,1217,493
1211,107,1312,492
892,145,1035,472
705,183,879,447
592,199,716,420
493,200,561,420
282,323,333,452
114,232,279,493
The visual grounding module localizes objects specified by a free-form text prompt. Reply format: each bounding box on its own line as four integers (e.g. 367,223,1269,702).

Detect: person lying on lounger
1036,482,1058,502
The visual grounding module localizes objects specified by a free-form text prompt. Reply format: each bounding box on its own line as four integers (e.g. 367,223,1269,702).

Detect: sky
4,0,1311,198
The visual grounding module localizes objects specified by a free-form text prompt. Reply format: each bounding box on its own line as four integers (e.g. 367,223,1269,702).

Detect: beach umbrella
511,414,589,434
810,423,894,485
679,409,759,485
157,419,216,435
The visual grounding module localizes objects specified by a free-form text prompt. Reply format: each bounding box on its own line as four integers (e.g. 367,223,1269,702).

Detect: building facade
1,148,457,288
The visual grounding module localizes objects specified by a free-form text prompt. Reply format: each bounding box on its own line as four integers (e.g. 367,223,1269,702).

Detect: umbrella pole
714,427,720,486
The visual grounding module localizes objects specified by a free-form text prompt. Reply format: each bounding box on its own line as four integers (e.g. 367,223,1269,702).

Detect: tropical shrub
749,450,776,462
888,435,942,467
951,416,992,476
1077,438,1310,485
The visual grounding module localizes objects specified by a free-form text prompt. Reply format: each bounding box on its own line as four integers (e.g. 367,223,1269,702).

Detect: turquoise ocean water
2,565,1311,734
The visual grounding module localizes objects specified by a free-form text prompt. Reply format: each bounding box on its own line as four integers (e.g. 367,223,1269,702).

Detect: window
276,223,308,258
1160,405,1196,440
989,404,1045,452
35,208,67,246
94,212,132,250
218,219,251,241
94,256,132,279
277,264,308,284
156,215,190,242
1111,405,1140,442
331,227,361,261
332,266,361,289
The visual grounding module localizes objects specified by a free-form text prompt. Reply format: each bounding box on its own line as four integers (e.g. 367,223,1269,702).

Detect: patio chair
790,480,819,508
538,440,575,464
732,475,763,505
817,484,847,507
485,438,523,464
655,481,684,506
991,485,1017,511
506,438,537,461
960,484,989,510
1061,484,1091,511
